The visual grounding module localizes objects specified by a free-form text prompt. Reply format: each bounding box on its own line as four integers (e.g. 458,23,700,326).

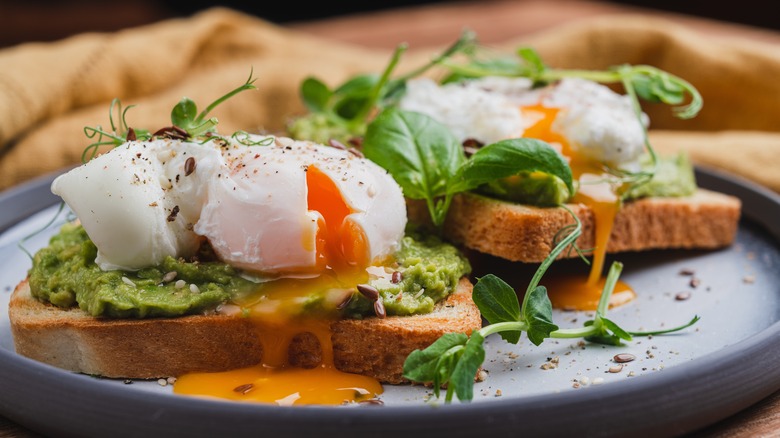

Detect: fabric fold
0,7,778,194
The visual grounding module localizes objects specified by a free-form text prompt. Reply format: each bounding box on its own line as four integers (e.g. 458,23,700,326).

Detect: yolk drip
174,165,383,406
174,316,383,406
306,165,369,271
520,105,636,310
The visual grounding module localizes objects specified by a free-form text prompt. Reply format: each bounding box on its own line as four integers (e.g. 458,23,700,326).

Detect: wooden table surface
2,1,779,436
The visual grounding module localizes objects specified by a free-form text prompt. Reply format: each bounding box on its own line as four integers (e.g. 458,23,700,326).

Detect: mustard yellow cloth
1,7,779,193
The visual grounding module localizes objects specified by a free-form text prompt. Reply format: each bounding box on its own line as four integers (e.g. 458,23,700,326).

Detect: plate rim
1,165,778,438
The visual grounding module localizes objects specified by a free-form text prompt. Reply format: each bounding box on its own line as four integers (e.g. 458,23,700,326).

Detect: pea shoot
403,258,700,403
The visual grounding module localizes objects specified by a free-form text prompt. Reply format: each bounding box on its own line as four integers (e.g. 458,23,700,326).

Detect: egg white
52,135,407,275
399,76,649,169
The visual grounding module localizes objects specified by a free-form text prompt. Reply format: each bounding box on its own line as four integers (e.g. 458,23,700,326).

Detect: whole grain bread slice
9,277,480,384
408,189,741,263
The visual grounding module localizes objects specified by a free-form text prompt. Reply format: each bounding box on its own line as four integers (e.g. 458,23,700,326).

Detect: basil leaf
363,108,465,201
403,332,468,384
473,274,522,343
300,77,332,113
523,285,558,346
451,331,485,402
453,138,574,196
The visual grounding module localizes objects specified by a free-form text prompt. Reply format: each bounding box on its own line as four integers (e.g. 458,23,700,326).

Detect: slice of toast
408,189,742,263
8,277,480,384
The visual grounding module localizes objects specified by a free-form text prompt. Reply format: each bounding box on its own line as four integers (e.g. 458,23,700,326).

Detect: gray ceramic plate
0,166,778,438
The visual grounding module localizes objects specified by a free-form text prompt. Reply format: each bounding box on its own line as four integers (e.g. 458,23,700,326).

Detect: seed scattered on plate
675,291,692,301
613,353,636,363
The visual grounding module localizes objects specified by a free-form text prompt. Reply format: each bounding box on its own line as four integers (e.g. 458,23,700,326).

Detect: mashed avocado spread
477,151,697,206
28,223,470,319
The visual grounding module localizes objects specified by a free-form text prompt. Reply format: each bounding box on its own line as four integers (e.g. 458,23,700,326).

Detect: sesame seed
121,277,135,287
190,284,200,294
175,280,186,289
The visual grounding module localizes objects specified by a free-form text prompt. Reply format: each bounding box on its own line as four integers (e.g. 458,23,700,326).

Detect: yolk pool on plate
173,316,383,406
174,166,383,405
520,105,636,310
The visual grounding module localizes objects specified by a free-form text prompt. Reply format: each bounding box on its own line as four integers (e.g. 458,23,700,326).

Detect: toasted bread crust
9,278,480,383
408,189,741,263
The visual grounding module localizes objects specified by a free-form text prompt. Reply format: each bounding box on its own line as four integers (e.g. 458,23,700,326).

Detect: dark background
1,0,777,49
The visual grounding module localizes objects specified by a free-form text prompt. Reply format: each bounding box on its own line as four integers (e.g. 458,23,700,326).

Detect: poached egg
399,76,648,170
51,135,407,277
400,76,647,310
51,133,408,405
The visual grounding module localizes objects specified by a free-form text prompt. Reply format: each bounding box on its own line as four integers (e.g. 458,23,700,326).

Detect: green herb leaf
403,332,468,386
171,97,198,130
451,331,485,402
523,286,559,346
601,317,633,341
363,108,465,225
453,138,574,198
473,274,522,343
516,47,546,76
300,77,333,113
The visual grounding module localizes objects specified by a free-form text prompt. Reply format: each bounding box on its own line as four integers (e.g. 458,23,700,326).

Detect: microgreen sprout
439,46,702,197
403,253,701,403
287,30,478,144
80,69,258,162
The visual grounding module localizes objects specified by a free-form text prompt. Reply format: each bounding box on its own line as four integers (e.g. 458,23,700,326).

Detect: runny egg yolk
520,104,636,311
175,164,384,406
306,164,369,271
